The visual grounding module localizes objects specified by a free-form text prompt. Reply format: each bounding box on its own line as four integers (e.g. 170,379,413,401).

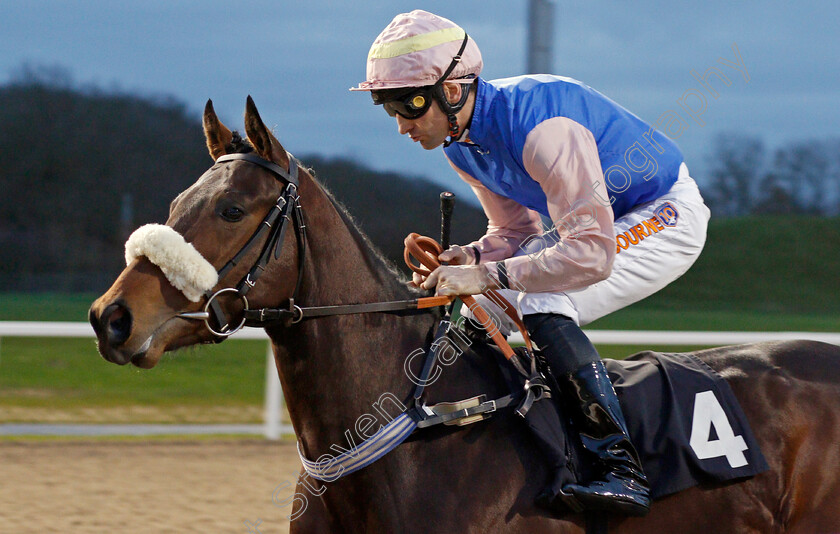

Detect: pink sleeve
446,158,544,263
502,117,617,293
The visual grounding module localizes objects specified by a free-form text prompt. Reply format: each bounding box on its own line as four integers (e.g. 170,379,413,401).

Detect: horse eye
220,206,244,222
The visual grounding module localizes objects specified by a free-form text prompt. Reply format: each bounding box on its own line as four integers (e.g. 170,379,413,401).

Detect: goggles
371,34,473,121
373,86,435,119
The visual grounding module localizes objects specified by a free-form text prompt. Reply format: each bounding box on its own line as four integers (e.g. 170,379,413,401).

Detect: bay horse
89,97,840,533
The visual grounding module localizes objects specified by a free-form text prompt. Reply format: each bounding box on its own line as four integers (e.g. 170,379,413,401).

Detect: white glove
408,245,476,288
438,245,476,265
421,265,496,296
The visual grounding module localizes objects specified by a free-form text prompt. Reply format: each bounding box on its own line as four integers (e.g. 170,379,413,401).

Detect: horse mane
223,130,418,296
303,164,421,297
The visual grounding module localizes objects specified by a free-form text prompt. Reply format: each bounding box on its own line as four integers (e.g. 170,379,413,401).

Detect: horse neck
269,170,436,454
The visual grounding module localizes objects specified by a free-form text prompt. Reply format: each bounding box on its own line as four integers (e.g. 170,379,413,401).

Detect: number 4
689,390,749,468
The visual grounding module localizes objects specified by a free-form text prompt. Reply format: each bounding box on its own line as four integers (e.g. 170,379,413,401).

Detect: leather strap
216,152,299,187
412,393,520,428
243,295,453,325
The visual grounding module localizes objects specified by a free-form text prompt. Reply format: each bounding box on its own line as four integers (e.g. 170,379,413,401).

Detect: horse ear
203,99,233,161
244,95,290,169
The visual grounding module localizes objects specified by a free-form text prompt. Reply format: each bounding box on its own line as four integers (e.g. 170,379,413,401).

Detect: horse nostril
89,308,103,338
101,303,132,347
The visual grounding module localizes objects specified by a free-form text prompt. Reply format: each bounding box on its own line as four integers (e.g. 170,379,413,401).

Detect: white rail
0,321,290,439
2,321,838,439
3,322,840,345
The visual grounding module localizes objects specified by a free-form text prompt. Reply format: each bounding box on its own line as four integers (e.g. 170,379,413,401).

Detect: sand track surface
0,439,302,533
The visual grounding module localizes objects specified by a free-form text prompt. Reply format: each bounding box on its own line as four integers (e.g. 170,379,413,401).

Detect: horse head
89,97,304,368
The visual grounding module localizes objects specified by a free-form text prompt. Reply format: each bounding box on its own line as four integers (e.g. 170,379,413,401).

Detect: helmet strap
430,33,473,147
443,113,460,148
436,82,472,147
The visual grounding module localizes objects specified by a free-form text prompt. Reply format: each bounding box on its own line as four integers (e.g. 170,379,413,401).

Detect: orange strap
404,233,533,360
416,295,456,309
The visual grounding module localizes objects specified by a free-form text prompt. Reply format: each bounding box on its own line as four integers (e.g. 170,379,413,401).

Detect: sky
2,1,838,201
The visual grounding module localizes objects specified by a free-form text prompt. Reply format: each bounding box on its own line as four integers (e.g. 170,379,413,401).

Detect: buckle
289,298,304,324
203,288,249,337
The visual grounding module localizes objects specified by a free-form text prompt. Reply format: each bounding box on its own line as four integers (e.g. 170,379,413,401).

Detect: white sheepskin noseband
125,224,219,302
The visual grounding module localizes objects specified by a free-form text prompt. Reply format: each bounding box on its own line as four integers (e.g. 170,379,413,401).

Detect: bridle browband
178,152,449,339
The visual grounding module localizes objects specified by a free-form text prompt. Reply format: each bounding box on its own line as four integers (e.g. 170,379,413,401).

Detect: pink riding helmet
351,10,483,92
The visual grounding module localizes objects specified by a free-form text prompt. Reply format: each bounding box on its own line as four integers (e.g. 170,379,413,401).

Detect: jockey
352,10,710,517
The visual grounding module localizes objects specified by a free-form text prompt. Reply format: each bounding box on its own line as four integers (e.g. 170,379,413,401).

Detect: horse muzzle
89,300,139,365
89,290,182,369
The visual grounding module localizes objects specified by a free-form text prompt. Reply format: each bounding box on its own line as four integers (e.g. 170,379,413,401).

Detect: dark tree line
0,68,209,291
0,70,487,292
704,132,840,216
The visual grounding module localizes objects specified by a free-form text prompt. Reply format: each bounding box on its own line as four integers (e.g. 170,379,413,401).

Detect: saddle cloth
604,351,769,499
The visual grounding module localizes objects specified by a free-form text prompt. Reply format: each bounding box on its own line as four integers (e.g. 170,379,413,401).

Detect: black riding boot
524,313,650,517
563,360,650,517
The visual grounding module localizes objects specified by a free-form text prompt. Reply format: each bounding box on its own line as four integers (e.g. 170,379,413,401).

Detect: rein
403,233,534,358
178,152,449,336
179,152,530,350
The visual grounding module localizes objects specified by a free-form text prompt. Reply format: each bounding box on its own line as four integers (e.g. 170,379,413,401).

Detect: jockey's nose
91,302,133,347
396,114,412,135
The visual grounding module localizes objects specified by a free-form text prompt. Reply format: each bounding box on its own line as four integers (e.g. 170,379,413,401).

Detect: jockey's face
395,100,451,150
394,83,469,150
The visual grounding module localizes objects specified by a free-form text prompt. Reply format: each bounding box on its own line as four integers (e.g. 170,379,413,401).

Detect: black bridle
178,152,444,339
178,151,307,338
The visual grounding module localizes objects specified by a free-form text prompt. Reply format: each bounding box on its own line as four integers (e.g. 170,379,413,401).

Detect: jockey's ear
244,95,290,171
202,99,233,161
443,83,463,105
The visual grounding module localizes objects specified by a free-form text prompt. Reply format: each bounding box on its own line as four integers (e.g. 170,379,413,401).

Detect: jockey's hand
408,245,476,288
421,265,496,296
438,245,475,265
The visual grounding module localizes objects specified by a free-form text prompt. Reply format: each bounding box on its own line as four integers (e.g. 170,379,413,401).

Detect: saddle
460,323,770,500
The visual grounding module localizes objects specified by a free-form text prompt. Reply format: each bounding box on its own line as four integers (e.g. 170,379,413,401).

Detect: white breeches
466,163,711,328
